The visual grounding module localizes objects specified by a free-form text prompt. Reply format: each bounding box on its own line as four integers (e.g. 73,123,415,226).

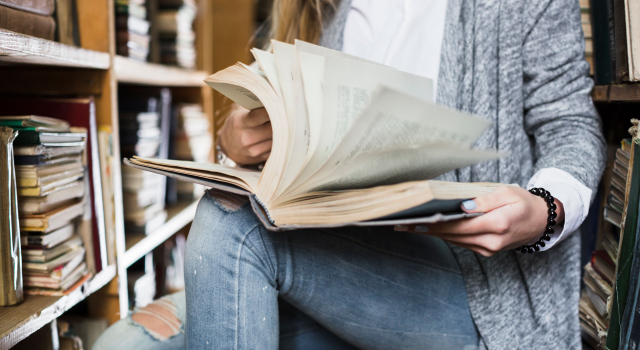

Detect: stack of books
156,0,197,69
116,0,151,62
173,104,211,200
0,115,91,296
120,103,168,234
581,0,594,75
128,253,156,309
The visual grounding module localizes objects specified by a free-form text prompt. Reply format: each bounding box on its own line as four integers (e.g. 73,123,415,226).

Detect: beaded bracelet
518,187,557,253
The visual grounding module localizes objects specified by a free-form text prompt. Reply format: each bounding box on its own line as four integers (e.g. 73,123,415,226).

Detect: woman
94,0,605,348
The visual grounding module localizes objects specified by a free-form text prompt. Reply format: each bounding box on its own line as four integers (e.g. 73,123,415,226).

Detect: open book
125,40,503,230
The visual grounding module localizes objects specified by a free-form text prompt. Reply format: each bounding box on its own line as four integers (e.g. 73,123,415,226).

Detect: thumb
460,186,516,213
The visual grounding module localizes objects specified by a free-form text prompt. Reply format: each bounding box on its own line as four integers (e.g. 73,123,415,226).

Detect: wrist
519,187,559,253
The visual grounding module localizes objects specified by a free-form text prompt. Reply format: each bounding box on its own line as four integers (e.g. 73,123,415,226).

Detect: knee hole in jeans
130,298,182,341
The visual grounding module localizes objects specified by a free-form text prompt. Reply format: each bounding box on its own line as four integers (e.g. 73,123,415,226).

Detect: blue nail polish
414,225,429,233
462,200,477,210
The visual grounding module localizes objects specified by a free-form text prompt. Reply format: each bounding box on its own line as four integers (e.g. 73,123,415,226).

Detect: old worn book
126,40,503,230
0,115,69,131
23,246,84,273
21,223,74,248
20,200,84,233
22,235,82,263
0,4,55,40
0,0,54,15
18,182,84,214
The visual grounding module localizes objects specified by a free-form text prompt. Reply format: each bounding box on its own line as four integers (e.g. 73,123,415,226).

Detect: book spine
607,140,640,350
613,0,630,82
618,219,640,349
590,0,614,84
13,131,41,146
0,0,54,16
0,5,55,41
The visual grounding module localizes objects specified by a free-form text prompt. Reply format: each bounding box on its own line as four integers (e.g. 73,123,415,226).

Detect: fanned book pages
125,40,505,230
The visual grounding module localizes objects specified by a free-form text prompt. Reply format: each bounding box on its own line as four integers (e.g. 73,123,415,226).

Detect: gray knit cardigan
320,0,607,348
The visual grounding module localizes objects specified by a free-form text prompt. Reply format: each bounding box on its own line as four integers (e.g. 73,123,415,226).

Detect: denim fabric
92,192,478,349
183,192,478,349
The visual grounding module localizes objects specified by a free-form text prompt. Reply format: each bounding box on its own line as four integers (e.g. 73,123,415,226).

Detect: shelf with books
0,29,110,69
122,200,198,268
593,84,640,103
0,264,116,349
113,55,208,86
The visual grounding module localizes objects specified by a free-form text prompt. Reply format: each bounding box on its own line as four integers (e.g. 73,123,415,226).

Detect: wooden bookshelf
0,29,110,69
0,265,116,348
123,201,199,268
114,56,209,86
0,0,254,344
593,84,640,103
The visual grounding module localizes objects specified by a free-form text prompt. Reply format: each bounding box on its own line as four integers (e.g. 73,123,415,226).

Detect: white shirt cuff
526,168,592,251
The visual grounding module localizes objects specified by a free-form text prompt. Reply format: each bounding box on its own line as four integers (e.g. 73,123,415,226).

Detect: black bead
548,218,556,226
543,234,551,241
545,196,555,203
548,202,557,210
528,247,535,253
538,240,546,247
534,244,540,251
530,188,539,196
545,227,554,234
549,211,557,219
520,246,528,253
548,208,556,216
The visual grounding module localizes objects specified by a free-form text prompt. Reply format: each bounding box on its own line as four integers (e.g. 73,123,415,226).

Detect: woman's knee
188,191,261,249
92,292,186,350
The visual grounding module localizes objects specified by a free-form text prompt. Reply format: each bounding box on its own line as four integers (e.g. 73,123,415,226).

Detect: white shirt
342,0,592,250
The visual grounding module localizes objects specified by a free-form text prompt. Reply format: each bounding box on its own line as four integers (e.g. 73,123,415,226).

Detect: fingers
239,122,272,148
460,186,523,214
239,108,270,128
246,140,272,161
404,209,510,235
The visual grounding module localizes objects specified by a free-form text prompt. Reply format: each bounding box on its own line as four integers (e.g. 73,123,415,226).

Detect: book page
298,52,325,165
285,87,497,195
284,55,434,193
131,156,261,192
251,48,283,99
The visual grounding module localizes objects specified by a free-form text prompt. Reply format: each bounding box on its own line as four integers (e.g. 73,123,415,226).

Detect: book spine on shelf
0,4,55,41
608,140,640,350
0,0,54,16
590,0,614,84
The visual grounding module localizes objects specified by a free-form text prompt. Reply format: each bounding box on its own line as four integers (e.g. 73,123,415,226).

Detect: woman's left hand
396,186,565,257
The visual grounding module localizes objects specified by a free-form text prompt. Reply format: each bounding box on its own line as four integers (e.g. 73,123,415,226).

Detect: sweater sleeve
522,0,606,201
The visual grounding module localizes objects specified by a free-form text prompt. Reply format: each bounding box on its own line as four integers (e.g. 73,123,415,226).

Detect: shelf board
593,84,640,103
114,56,208,86
122,201,199,268
0,29,110,69
0,264,116,348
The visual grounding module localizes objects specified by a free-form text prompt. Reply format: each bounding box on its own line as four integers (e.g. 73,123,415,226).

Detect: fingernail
414,225,429,233
394,225,408,232
462,200,477,210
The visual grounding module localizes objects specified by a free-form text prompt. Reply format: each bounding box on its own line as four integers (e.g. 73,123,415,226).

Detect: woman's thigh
185,191,479,350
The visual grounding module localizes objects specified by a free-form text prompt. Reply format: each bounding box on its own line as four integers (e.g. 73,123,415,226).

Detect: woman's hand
219,106,272,165
397,186,565,257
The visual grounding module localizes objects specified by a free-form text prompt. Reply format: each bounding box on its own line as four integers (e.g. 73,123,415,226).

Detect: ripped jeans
93,190,479,349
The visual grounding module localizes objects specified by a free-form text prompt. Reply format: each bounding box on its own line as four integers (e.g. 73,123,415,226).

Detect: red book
591,250,616,285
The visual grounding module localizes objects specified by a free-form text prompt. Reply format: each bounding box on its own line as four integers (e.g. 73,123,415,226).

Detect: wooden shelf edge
114,56,208,86
122,201,199,268
0,29,110,69
0,264,116,348
593,84,640,102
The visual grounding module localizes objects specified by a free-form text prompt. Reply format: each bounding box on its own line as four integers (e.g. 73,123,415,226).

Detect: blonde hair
270,0,338,44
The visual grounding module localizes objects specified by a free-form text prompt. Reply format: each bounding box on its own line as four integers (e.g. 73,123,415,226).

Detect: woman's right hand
218,106,272,165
